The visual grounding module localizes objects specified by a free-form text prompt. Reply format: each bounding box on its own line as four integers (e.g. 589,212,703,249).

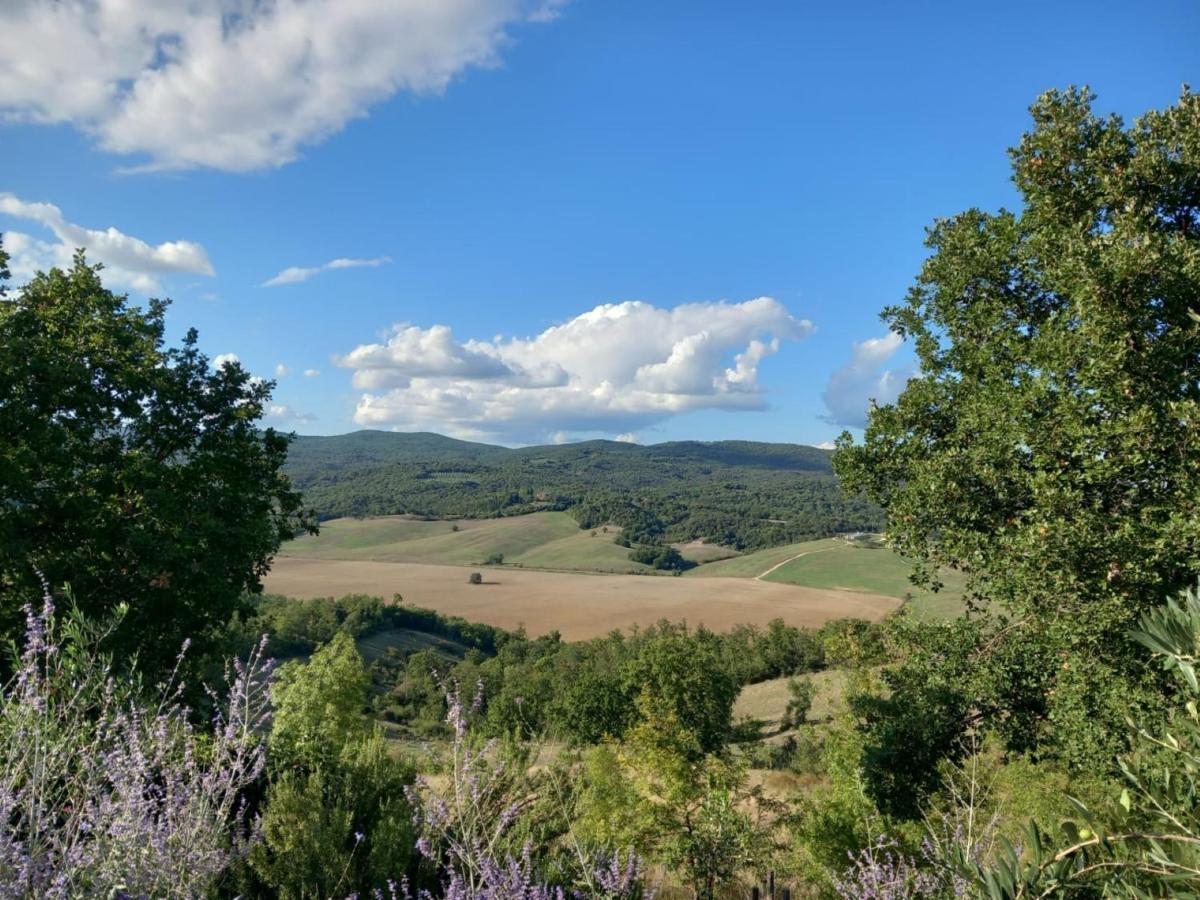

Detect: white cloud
304,368,321,378
213,353,240,369
265,404,316,425
527,0,569,23
0,193,214,292
275,363,291,378
821,332,915,428
815,440,837,450
262,256,391,287
615,432,640,444
337,297,812,444
0,1,563,172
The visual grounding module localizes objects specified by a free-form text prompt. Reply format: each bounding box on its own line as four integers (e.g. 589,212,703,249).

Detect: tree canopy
0,246,315,675
835,87,1200,764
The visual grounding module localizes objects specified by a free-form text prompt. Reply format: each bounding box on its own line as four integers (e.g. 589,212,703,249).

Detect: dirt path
755,545,837,581
265,557,898,640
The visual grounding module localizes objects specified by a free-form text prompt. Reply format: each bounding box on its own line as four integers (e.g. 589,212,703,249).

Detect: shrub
469,572,483,585
405,678,651,899
963,581,1200,897
627,545,694,572
0,586,269,897
249,633,416,898
783,676,815,729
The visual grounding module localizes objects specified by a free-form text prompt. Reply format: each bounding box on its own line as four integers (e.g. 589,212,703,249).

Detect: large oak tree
0,247,315,675
835,88,1200,767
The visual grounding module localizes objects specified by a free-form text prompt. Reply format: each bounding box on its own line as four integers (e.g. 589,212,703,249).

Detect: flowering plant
402,678,651,900
0,585,271,898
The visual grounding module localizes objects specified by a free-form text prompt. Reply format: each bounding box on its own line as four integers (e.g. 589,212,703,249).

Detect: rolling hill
280,511,662,574
284,431,884,551
688,535,969,619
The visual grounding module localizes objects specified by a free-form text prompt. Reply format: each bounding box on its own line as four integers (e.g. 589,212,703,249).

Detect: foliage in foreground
572,690,778,900
0,245,315,679
957,581,1200,898
246,632,417,899
835,86,1200,768
405,678,652,900
0,589,270,898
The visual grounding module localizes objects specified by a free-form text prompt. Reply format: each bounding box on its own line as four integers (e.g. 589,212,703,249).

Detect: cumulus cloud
336,297,812,444
527,0,569,23
262,256,391,287
274,363,291,377
213,353,240,369
304,368,321,378
821,332,915,428
0,193,214,292
0,1,563,172
265,404,317,425
615,433,640,444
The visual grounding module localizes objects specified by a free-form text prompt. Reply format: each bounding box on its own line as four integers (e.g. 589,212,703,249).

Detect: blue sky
2,1,1196,446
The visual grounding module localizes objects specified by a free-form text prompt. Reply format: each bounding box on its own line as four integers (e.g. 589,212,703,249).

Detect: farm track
754,545,838,581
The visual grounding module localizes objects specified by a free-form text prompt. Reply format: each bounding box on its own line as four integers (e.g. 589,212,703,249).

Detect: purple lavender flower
0,592,271,898
833,836,947,900
400,679,649,900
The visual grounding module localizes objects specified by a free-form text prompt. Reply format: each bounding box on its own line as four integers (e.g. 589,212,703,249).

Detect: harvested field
265,558,899,640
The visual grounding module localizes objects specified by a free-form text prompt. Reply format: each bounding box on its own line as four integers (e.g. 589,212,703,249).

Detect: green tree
270,631,369,770
783,676,815,729
834,88,1200,766
252,633,416,898
581,690,776,900
0,247,314,675
621,626,738,756
558,667,632,744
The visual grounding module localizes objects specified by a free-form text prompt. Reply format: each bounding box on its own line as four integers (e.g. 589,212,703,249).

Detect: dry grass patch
734,669,847,734
265,558,898,640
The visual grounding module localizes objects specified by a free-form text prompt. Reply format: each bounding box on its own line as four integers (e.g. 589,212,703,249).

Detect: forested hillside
285,431,884,549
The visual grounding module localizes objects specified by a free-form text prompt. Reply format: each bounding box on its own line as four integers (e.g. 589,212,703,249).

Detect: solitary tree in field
835,87,1200,765
0,245,315,676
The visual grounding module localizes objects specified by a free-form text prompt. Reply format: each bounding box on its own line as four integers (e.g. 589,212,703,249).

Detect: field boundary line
755,545,838,581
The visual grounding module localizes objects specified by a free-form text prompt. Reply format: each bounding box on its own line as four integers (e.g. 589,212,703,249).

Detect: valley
264,556,900,638
269,508,965,636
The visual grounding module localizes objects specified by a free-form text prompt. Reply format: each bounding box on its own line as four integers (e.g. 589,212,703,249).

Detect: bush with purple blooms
832,837,959,900
403,678,653,900
0,587,271,898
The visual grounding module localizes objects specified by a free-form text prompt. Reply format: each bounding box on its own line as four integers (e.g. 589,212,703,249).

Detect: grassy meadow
734,669,847,732
689,535,968,619
281,511,662,574
281,513,969,620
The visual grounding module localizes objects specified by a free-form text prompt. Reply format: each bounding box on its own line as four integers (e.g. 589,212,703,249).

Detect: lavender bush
0,587,271,897
401,678,651,900
832,836,961,900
